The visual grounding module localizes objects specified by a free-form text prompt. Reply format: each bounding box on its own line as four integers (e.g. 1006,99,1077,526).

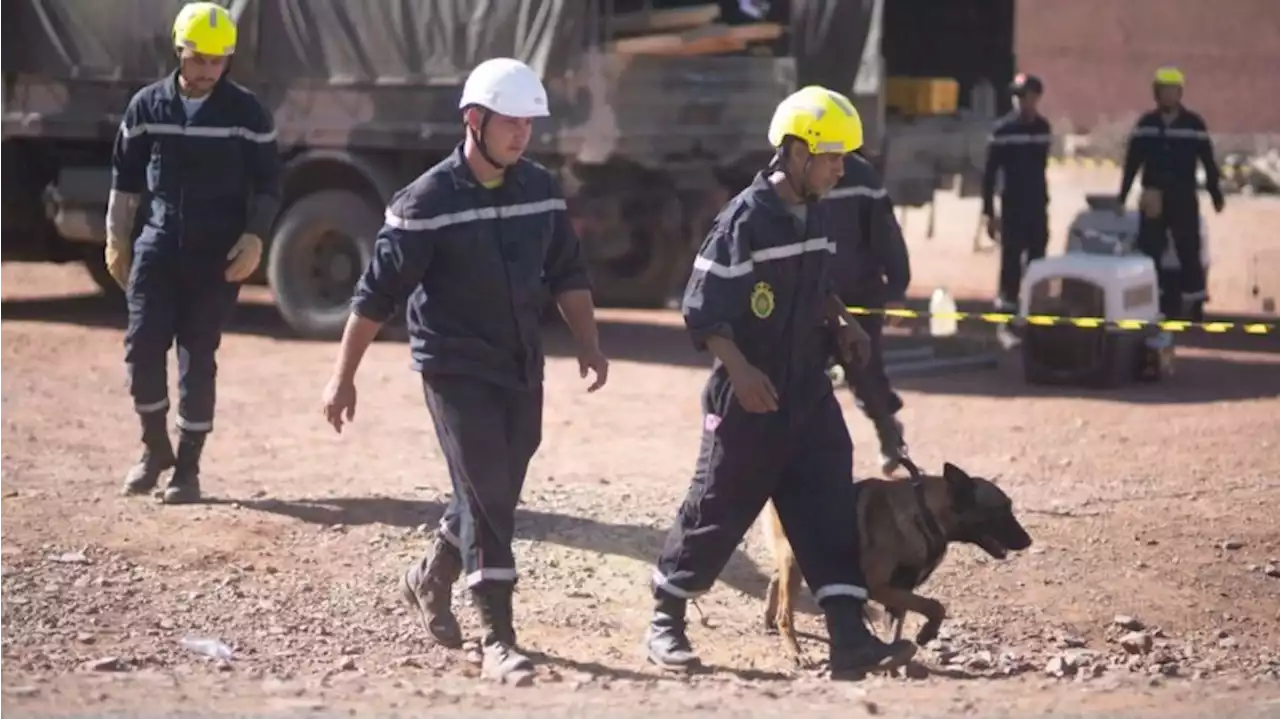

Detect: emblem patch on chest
750,281,775,319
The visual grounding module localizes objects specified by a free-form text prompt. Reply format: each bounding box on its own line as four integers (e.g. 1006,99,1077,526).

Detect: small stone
83,656,124,672
965,651,994,671
76,632,97,644
1219,637,1239,649
1113,615,1144,631
1264,564,1280,578
1060,633,1087,648
9,686,40,698
1045,655,1077,678
1221,540,1245,550
335,657,356,672
1120,632,1153,655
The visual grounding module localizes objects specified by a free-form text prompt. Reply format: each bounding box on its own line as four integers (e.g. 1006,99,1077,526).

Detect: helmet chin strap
468,109,507,171
777,143,819,204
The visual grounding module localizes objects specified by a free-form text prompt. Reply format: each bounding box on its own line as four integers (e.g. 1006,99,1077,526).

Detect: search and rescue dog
761,462,1033,665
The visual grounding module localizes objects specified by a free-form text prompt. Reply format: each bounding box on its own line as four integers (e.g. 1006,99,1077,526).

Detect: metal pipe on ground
884,353,1001,380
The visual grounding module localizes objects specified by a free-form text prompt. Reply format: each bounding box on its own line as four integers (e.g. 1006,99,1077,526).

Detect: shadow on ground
225,495,774,604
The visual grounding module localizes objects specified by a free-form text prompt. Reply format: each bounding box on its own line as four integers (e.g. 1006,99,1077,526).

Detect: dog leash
897,456,948,557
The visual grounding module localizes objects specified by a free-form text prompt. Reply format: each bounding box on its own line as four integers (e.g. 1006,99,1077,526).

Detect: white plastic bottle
929,287,959,337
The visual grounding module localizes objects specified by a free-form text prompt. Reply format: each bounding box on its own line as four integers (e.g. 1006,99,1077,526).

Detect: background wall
1015,0,1280,147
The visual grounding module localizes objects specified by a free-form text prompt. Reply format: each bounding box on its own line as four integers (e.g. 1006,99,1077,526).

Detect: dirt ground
3,171,1279,717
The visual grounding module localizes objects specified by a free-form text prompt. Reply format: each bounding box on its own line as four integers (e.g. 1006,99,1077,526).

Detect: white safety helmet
458,58,549,118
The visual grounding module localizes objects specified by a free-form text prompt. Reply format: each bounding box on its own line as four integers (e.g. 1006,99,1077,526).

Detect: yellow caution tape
847,306,1274,335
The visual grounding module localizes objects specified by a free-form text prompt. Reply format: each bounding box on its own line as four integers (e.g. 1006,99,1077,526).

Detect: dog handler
824,152,911,475
643,86,917,677
109,2,281,504
320,58,608,684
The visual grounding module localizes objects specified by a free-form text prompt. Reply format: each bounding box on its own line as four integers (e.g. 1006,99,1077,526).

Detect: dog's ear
943,462,970,484
944,462,975,507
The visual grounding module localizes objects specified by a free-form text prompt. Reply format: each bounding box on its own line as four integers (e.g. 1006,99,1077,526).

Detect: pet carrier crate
1019,254,1171,387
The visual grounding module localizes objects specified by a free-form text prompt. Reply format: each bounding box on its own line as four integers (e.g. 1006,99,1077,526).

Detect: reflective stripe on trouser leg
653,390,785,601
771,392,871,604
175,281,239,436
422,376,543,591
125,247,177,419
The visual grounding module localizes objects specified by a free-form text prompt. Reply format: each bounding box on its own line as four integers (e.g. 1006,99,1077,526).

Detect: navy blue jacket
823,153,910,308
111,71,281,255
683,172,837,412
351,145,592,390
1120,107,1223,205
982,111,1052,216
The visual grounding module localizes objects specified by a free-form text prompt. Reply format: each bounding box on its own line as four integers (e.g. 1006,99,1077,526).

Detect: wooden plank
612,22,783,57
609,3,722,36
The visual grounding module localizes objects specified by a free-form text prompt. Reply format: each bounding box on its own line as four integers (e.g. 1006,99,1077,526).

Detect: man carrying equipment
320,58,608,685
825,152,912,475
982,73,1052,314
111,2,281,504
1118,66,1224,322
643,85,917,678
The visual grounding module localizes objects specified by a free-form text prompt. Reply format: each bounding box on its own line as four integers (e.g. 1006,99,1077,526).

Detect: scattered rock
49,551,90,565
964,651,994,671
1221,540,1245,551
1045,654,1079,678
82,656,125,672
1120,632,1154,655
8,686,40,698
1264,564,1280,578
1113,615,1144,631
334,657,356,672
1060,633,1087,648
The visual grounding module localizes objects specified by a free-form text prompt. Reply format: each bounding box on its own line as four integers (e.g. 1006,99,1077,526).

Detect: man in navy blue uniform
110,2,281,505
320,58,608,685
642,86,917,678
824,152,912,475
982,73,1052,314
1118,66,1224,321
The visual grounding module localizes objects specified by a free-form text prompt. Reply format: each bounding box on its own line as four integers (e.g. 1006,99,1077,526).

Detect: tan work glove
225,233,263,282
104,236,131,289
104,190,139,289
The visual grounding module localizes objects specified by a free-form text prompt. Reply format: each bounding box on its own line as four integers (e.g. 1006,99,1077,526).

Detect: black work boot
162,430,205,505
643,595,700,670
473,583,535,685
121,413,175,496
824,597,916,679
399,535,464,648
875,418,908,476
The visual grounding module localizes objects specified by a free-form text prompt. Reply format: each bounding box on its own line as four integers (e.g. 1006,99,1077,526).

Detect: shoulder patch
750,281,775,319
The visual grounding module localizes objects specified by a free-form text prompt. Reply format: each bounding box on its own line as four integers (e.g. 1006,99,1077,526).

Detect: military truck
3,0,1005,339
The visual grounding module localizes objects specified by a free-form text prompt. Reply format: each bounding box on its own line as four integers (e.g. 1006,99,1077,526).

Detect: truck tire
584,184,685,308
81,247,125,302
268,189,381,340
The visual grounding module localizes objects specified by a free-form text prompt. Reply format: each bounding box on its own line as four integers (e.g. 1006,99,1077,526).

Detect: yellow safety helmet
767,85,864,155
1153,66,1185,87
173,2,237,57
